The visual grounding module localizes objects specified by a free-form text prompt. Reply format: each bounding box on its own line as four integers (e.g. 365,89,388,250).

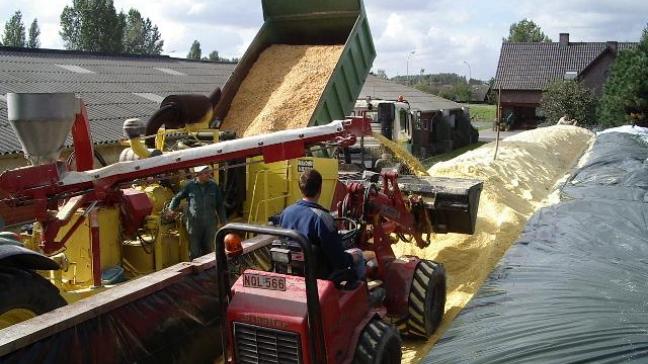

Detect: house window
564,71,577,80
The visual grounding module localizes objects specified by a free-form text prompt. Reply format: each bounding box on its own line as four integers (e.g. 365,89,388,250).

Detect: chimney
559,33,569,46
607,41,618,53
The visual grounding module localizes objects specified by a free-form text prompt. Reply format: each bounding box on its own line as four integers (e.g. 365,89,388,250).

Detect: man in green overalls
167,165,227,259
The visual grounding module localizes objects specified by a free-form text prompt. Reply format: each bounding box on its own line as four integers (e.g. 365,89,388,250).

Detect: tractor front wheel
0,267,66,330
353,318,402,364
406,259,446,338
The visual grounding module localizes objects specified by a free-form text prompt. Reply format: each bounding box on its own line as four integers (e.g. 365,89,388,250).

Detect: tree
60,0,125,53
3,11,26,47
505,19,551,43
123,9,163,55
28,19,40,48
208,50,220,61
187,40,201,60
598,23,648,127
375,69,388,79
541,80,596,125
486,77,497,104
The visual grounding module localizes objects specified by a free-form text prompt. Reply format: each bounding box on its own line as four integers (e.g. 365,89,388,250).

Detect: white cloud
40,22,64,49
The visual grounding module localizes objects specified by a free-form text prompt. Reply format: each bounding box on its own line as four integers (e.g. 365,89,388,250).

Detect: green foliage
442,82,471,102
467,104,496,122
123,9,163,55
505,19,551,43
540,80,596,125
208,50,220,61
27,19,40,48
60,0,125,53
187,40,201,60
394,73,466,86
598,24,648,126
394,73,495,103
486,77,497,104
3,11,26,47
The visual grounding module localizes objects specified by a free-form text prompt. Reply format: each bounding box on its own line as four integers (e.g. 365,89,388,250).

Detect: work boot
368,287,386,307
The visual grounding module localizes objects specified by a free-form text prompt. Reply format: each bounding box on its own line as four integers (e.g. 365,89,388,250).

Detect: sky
0,0,646,81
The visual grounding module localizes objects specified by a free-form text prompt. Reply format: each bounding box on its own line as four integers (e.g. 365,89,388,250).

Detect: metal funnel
7,93,79,165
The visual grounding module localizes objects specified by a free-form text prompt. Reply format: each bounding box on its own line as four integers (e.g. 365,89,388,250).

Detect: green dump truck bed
214,0,376,127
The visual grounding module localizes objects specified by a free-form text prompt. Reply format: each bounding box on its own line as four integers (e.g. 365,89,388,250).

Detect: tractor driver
279,169,375,283
166,165,227,260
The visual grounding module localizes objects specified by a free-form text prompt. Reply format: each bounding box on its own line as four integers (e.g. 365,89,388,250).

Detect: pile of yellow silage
221,45,343,137
396,126,594,362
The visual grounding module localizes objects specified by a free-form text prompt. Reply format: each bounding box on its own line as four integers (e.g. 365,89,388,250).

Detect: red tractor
215,170,482,363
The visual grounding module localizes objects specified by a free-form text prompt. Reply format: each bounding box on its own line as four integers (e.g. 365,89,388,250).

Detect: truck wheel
353,318,402,364
0,267,66,330
406,259,446,338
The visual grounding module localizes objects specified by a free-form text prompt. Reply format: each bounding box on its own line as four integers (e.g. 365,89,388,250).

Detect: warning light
224,233,243,257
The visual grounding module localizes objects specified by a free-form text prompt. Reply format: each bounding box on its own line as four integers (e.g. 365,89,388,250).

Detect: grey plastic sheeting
424,130,648,363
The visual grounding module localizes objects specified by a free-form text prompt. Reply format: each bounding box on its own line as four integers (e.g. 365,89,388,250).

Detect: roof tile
0,48,236,154
495,42,637,90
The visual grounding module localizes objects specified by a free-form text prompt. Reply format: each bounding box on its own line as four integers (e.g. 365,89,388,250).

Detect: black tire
353,318,402,364
406,259,446,338
0,267,66,329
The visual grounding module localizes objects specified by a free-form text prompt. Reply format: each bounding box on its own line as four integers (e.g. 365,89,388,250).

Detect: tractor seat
270,238,331,279
270,238,360,290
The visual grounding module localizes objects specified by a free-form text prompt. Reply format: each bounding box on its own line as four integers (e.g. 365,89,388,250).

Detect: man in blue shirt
279,169,370,281
167,165,227,259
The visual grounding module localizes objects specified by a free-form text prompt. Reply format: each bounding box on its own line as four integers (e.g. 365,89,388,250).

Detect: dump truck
354,97,480,163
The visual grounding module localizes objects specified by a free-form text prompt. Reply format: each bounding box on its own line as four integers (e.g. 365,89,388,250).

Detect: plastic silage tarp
396,126,594,363
424,129,648,363
563,130,648,201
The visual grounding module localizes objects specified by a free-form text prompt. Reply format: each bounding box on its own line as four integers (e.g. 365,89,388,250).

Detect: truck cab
355,97,417,149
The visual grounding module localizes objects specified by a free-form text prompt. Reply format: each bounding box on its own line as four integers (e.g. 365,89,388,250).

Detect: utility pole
463,60,472,84
406,50,415,85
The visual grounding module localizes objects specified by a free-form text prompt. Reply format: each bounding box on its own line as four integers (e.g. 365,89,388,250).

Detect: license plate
243,273,287,291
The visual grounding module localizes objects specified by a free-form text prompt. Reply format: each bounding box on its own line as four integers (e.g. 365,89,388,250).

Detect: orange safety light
224,233,243,256
397,95,404,102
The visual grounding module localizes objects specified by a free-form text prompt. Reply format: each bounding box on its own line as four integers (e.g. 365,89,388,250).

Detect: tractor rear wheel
406,259,446,338
0,267,66,330
353,318,402,364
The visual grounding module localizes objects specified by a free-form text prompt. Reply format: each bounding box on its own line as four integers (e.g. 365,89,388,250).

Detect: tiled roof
0,47,235,155
359,75,463,112
494,41,637,90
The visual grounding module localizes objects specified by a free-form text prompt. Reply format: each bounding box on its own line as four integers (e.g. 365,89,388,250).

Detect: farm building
494,33,637,128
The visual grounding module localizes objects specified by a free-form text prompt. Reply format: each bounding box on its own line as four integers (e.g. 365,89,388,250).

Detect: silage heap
221,44,343,137
395,125,593,363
